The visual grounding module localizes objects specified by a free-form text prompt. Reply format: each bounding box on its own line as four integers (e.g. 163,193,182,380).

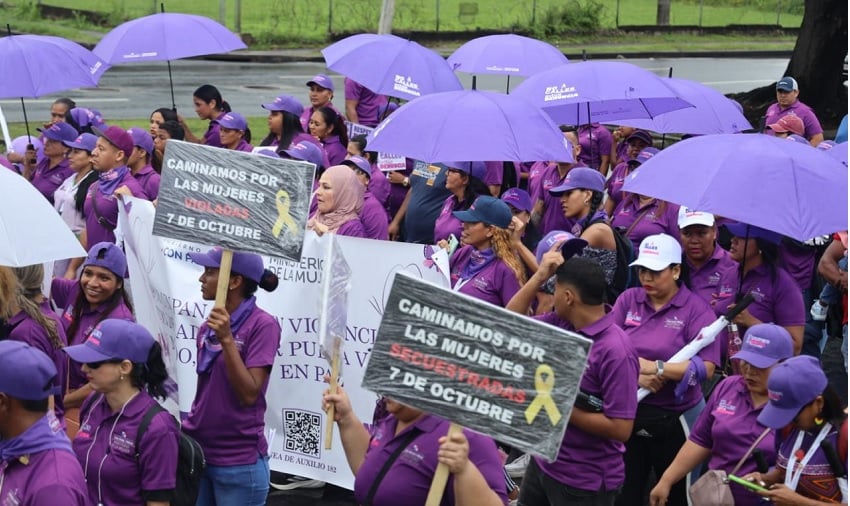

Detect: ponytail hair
12,265,62,349
0,266,16,320
240,268,279,297
193,84,230,113
315,106,349,146
490,228,527,287
129,341,169,400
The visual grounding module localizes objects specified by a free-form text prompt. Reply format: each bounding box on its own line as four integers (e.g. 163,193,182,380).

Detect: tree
656,0,671,26
734,0,848,130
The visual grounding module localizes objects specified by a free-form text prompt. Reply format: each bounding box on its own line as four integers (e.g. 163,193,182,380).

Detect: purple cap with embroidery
757,355,827,429
63,319,155,364
218,112,248,131
306,74,335,91
730,323,794,369
282,141,325,170
63,133,98,153
549,167,605,194
37,121,78,143
261,94,304,116
128,127,154,155
189,247,264,284
501,188,533,213
341,155,372,176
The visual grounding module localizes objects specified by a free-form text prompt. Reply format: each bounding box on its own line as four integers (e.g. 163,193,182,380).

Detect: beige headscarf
307,165,365,232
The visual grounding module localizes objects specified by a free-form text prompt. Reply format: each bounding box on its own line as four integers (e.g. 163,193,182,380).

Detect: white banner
118,197,447,489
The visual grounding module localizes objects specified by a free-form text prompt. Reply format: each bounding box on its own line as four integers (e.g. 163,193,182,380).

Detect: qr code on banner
282,409,322,458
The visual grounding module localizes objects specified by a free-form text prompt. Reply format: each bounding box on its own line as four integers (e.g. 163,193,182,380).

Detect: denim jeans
195,455,269,506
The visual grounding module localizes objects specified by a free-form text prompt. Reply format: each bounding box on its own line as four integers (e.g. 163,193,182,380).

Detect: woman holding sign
323,389,508,506
609,234,721,506
184,248,281,506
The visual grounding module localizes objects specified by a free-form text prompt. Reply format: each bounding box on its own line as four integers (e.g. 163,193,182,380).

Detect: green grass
7,0,804,46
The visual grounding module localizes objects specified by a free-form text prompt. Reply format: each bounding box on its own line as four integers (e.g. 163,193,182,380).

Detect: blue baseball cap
453,196,512,229
776,76,798,92
501,187,533,213
63,133,98,153
64,320,155,364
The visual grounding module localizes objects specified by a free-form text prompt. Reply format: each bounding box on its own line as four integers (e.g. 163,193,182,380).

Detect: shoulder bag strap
730,427,773,476
623,205,654,237
364,428,421,506
135,403,167,461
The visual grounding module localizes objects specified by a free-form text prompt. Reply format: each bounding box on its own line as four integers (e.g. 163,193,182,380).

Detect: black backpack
588,217,636,302
136,404,205,506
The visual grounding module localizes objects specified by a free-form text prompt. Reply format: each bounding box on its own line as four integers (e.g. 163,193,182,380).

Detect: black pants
519,458,620,506
615,405,688,506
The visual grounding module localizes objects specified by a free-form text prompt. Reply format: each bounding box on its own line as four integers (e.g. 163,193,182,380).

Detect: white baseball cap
678,207,715,229
629,233,683,271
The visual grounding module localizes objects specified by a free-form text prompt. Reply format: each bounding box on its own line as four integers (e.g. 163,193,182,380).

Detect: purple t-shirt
774,424,845,502
764,100,823,140
321,135,347,167
344,78,387,127
385,160,413,219
689,376,776,506
449,246,521,307
31,157,72,205
368,167,391,208
83,172,145,246
203,111,226,147
73,393,178,505
611,198,681,251
578,123,614,170
353,414,509,506
610,286,720,410
433,195,465,243
526,161,551,202
605,161,632,212
0,446,88,506
686,245,738,305
333,218,367,238
133,164,161,201
299,103,339,133
8,302,69,419
230,139,253,153
533,163,577,236
52,278,135,389
778,242,817,292
361,193,389,240
712,263,805,328
183,305,281,466
535,313,639,491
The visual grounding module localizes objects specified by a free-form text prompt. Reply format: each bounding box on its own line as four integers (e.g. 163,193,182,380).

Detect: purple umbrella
94,9,246,109
322,34,462,100
448,34,568,91
0,31,108,146
611,78,752,134
512,61,693,125
365,90,573,163
622,134,847,240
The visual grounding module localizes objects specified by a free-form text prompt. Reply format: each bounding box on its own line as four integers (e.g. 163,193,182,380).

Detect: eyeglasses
85,359,123,369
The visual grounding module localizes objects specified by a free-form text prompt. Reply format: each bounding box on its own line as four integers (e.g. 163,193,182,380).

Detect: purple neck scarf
0,416,72,468
460,248,497,280
97,165,129,195
196,297,257,373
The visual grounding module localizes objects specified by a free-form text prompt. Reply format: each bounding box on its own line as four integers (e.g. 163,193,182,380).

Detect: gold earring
815,415,824,426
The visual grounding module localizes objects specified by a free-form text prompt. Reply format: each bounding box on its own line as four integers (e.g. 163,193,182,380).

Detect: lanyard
452,277,471,291
785,423,833,491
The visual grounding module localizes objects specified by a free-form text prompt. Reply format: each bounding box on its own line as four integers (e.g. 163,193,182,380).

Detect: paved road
0,57,787,124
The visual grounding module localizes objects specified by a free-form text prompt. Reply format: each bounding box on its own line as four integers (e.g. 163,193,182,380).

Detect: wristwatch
656,360,665,377
402,177,410,187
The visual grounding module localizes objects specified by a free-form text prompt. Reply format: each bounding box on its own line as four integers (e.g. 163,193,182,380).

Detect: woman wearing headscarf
308,164,367,238
650,324,794,506
610,234,721,506
448,196,526,307
184,250,281,506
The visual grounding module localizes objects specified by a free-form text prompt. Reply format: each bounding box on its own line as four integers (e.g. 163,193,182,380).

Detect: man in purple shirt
344,77,387,127
25,121,78,204
531,130,579,236
0,341,88,505
764,77,824,146
85,126,145,247
678,207,737,305
126,127,161,200
507,255,638,505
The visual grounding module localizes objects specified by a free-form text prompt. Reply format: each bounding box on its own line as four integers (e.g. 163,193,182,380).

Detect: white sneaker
505,453,531,478
269,475,326,490
811,300,828,321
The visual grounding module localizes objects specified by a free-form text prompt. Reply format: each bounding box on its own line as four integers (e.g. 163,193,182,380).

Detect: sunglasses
85,359,124,369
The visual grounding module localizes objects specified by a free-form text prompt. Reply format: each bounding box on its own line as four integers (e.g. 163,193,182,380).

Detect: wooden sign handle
324,351,340,450
425,422,463,506
214,249,234,308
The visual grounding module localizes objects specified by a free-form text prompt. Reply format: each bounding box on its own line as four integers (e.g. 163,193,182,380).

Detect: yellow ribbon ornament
524,364,562,426
272,189,299,237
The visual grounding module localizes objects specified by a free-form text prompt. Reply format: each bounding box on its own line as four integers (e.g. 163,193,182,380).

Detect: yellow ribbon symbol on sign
272,189,298,237
524,364,561,426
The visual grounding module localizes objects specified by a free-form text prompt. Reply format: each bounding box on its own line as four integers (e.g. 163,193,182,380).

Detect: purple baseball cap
262,94,304,117
549,167,605,194
453,195,512,228
730,323,794,369
535,230,588,264
84,242,127,279
128,127,154,155
218,112,248,131
282,141,325,169
627,147,660,166
626,130,653,146
69,107,106,131
444,161,487,181
0,341,59,400
189,247,265,284
63,133,98,153
306,74,334,92
723,222,783,245
63,319,155,364
758,355,827,429
37,121,79,143
340,155,372,176
501,188,533,213
95,125,135,160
